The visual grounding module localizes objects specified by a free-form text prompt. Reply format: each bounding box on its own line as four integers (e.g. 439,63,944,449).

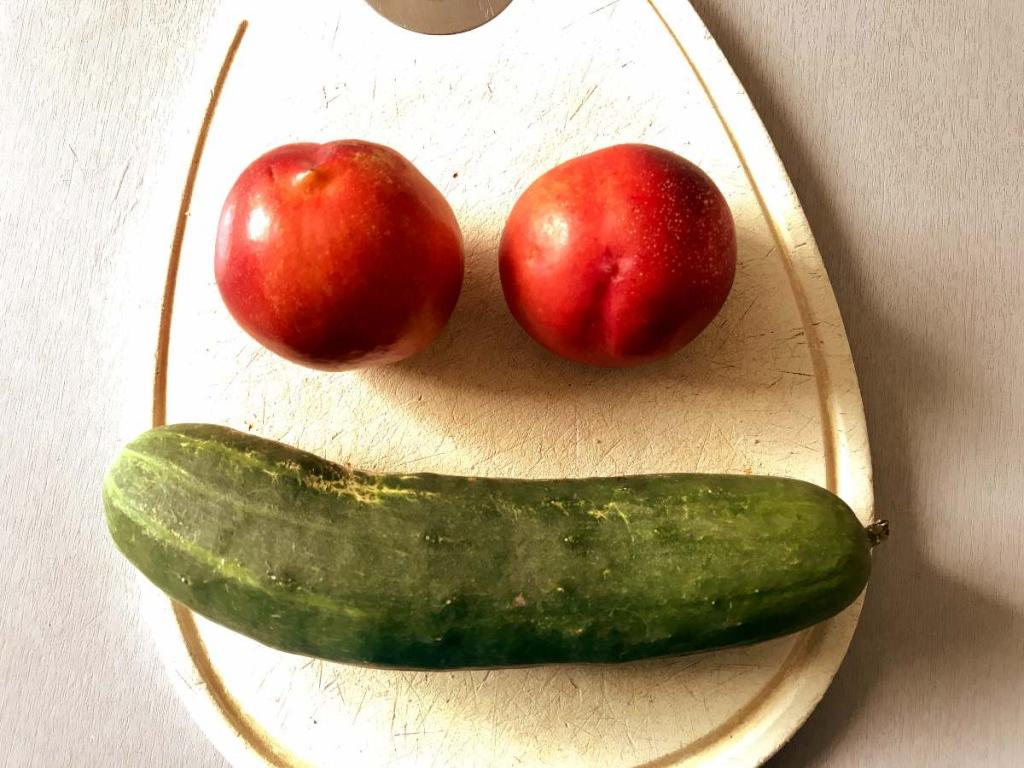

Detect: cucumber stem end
866,520,890,547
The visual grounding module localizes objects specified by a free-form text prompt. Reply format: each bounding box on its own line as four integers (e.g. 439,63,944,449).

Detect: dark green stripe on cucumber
103,423,877,669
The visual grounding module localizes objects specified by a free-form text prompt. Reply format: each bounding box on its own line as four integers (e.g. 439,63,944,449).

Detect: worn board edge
135,2,877,767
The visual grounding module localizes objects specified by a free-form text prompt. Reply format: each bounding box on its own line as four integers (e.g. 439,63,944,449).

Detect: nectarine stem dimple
293,168,322,189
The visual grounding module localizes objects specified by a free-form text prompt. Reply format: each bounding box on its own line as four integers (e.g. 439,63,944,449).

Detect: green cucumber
104,423,879,669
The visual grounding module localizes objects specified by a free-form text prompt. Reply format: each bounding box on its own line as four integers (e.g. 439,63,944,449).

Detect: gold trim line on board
645,0,839,496
152,21,249,429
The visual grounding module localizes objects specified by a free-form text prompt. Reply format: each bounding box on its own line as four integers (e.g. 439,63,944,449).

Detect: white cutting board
127,1,875,765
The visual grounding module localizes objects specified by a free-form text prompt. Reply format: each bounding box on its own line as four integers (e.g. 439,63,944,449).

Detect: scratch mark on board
113,162,130,200
568,84,599,122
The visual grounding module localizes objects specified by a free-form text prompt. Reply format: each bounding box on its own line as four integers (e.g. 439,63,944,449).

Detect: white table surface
2,2,1021,766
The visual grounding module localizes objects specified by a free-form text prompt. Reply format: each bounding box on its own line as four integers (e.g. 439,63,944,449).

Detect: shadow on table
681,2,1024,764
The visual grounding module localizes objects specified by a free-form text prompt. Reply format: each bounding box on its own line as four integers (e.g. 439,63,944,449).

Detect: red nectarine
215,140,464,370
499,144,736,367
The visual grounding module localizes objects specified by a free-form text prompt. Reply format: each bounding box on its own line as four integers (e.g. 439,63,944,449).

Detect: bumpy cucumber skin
104,424,871,669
